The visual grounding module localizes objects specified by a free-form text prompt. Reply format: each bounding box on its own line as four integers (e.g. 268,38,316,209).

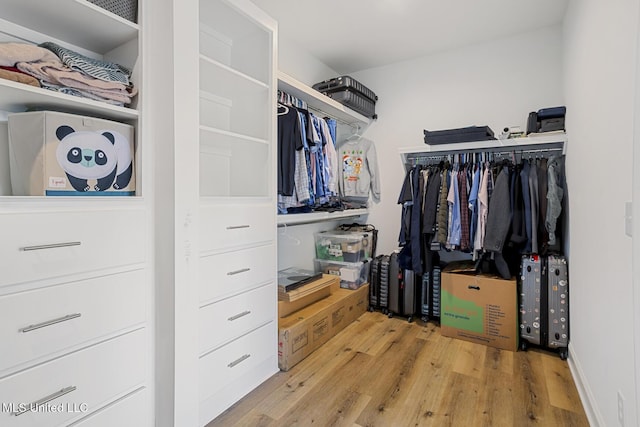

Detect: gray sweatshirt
337,137,381,205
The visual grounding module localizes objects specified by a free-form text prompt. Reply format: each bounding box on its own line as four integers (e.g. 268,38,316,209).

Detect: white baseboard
567,343,604,427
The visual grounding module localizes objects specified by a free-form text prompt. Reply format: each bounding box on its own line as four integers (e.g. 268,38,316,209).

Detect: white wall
351,26,565,255
278,34,339,87
563,0,639,426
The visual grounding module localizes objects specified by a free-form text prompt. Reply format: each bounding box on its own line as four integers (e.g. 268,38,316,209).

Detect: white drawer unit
69,388,148,427
0,209,145,288
199,203,274,253
199,321,276,422
199,243,275,304
0,269,146,375
199,283,275,354
0,328,146,427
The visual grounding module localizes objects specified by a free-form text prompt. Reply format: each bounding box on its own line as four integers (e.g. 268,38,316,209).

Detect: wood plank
541,350,587,414
206,312,589,426
452,339,487,379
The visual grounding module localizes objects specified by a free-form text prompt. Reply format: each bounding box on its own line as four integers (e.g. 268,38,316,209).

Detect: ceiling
252,0,570,74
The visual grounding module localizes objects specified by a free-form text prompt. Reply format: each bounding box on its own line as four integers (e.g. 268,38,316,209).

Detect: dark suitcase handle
468,285,480,291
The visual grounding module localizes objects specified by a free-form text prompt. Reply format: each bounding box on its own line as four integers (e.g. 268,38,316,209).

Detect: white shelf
399,133,567,163
0,79,139,121
277,208,369,227
1,0,138,54
277,71,370,127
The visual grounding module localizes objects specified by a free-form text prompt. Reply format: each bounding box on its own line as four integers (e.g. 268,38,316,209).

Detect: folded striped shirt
39,41,132,86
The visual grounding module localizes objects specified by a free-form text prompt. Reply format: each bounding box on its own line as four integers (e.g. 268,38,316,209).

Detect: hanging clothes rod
278,89,360,128
404,141,565,165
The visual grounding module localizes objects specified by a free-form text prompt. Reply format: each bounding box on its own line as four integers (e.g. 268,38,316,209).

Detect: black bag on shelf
423,126,496,145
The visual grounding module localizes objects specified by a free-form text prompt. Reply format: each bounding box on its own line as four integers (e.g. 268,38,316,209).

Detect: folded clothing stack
0,41,137,107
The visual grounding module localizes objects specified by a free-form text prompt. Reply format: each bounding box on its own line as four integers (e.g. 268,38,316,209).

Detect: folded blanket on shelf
17,60,136,104
0,42,60,67
39,41,132,86
0,67,40,87
40,82,125,106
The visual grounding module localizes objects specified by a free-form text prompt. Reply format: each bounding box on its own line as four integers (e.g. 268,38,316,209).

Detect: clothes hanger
346,123,362,141
278,223,301,246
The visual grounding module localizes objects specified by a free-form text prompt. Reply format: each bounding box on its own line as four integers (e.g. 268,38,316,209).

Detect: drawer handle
227,268,250,276
21,241,81,251
12,386,77,416
228,310,251,321
228,354,250,368
226,225,250,230
20,313,82,333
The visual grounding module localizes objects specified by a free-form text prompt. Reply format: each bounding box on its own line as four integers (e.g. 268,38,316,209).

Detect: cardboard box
278,284,368,371
278,274,340,318
440,264,518,352
8,111,135,196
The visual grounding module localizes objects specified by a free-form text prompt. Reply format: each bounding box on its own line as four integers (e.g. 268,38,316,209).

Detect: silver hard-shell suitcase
387,252,415,322
520,255,543,346
547,254,569,353
519,254,569,360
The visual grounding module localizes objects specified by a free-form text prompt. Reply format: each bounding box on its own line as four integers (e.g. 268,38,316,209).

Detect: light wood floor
207,311,589,427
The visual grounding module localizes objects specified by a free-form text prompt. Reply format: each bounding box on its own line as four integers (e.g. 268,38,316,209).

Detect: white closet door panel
199,322,274,404
0,269,145,374
0,209,145,288
199,283,274,354
0,329,146,427
70,388,148,427
199,203,273,252
199,244,275,303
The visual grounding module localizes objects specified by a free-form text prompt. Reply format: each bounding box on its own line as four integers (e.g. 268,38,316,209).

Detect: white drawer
0,269,146,374
70,388,148,427
199,244,275,303
199,322,275,404
0,329,146,427
199,203,274,252
0,209,145,288
199,283,275,355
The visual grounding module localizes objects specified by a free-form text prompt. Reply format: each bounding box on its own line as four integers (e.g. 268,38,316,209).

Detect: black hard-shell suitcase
312,76,378,103
387,252,416,322
369,254,389,312
420,265,442,323
519,254,569,359
313,76,378,119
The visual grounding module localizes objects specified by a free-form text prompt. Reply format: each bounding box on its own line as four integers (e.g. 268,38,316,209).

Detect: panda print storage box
8,111,135,196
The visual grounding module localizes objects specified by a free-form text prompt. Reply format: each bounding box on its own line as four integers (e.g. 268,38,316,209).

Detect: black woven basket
88,0,137,23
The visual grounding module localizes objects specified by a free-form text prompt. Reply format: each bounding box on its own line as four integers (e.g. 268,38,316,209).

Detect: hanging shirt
484,166,512,252
319,118,338,195
447,170,461,248
520,160,532,253
528,161,539,253
546,155,564,246
277,103,302,196
468,163,481,250
337,137,381,206
474,163,490,254
436,169,450,246
459,168,470,251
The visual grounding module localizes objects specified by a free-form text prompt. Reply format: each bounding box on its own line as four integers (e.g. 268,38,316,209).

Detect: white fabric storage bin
8,111,135,196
